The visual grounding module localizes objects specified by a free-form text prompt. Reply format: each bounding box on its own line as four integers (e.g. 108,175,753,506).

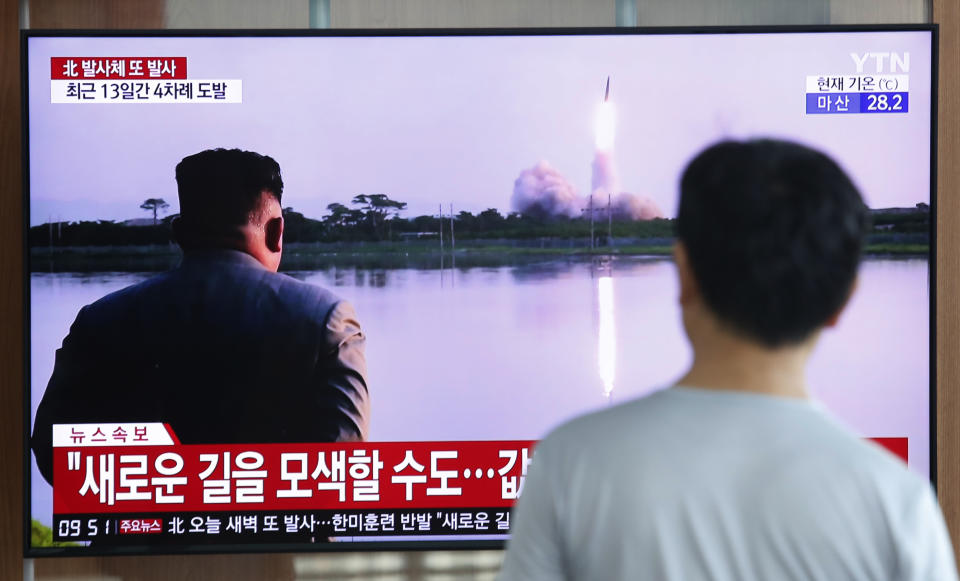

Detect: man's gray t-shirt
499,386,956,581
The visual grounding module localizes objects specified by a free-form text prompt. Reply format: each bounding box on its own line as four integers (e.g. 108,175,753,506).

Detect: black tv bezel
21,24,940,558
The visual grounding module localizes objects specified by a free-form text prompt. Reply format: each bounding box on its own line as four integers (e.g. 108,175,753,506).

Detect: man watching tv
499,139,956,580
32,148,370,486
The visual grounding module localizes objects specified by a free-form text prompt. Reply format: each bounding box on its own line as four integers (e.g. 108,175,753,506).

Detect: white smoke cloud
586,191,664,220
512,154,664,221
511,161,582,219
587,149,663,220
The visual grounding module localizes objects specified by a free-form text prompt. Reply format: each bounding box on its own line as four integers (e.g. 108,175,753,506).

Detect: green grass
466,243,928,257
864,244,929,255
29,241,929,273
454,245,674,256
31,519,80,548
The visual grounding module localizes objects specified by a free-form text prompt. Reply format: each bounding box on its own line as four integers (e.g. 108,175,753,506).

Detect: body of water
28,256,931,527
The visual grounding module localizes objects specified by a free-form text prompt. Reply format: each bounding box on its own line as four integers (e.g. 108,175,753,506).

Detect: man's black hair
677,139,870,347
175,148,283,235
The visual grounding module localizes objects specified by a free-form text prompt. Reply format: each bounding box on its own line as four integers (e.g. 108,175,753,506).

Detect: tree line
284,196,676,244
28,195,928,248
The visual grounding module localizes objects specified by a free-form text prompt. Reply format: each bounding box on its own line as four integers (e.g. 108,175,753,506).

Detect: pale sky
27,31,932,225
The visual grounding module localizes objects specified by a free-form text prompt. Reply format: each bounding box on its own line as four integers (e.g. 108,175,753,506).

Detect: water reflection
597,276,616,400
508,258,587,283
27,257,931,529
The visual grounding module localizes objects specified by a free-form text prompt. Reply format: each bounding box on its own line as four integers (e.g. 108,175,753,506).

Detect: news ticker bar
54,508,511,542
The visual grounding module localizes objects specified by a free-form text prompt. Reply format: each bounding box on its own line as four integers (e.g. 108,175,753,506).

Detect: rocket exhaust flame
595,102,615,153
511,75,664,221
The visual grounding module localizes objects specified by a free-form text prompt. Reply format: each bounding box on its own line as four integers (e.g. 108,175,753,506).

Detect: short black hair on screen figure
677,139,870,348
175,148,284,235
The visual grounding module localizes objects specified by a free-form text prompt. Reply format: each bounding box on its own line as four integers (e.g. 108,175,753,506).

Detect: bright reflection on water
597,276,616,399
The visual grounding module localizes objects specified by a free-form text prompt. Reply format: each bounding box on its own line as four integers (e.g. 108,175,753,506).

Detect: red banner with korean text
54,433,532,514
48,424,908,543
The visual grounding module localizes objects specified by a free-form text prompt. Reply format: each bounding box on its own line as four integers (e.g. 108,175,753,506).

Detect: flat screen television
22,25,937,556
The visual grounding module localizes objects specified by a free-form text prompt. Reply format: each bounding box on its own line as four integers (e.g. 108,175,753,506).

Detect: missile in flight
596,76,615,152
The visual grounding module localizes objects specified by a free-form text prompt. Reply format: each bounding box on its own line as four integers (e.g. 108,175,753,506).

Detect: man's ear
824,276,859,328
171,216,183,239
265,216,283,253
170,216,191,249
674,242,699,306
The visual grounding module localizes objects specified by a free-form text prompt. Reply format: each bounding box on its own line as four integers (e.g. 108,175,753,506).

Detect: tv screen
23,26,935,556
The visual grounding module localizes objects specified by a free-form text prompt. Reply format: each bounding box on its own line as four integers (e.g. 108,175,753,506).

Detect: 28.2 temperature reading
866,93,904,112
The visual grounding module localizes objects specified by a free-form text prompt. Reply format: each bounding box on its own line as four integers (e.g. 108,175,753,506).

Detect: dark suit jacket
32,249,369,486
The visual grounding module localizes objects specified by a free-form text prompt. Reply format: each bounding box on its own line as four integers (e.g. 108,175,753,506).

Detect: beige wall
328,0,926,28
634,0,828,26
831,0,927,24
156,0,931,29
166,0,308,29
330,0,614,28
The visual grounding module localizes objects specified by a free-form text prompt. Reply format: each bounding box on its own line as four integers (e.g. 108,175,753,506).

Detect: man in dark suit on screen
32,148,370,486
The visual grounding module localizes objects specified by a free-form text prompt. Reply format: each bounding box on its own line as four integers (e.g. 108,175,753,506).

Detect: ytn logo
850,52,910,73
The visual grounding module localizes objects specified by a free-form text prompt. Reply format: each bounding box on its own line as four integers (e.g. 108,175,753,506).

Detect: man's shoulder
531,389,674,468
538,387,922,490
516,388,950,581
258,269,342,309
80,255,344,324
540,388,673,445
78,271,174,319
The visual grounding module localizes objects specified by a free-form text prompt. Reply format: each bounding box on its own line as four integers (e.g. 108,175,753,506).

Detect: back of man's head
174,148,284,242
677,139,870,348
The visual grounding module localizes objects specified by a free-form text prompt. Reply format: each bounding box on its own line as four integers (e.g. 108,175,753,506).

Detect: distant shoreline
28,240,930,273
